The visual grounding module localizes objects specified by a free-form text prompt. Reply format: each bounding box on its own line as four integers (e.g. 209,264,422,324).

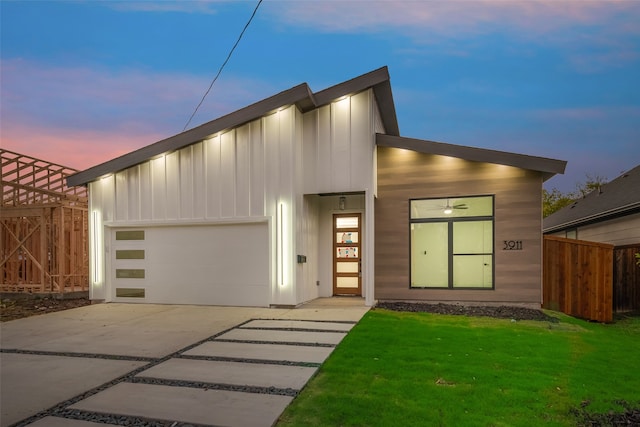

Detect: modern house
68,67,566,308
543,164,640,246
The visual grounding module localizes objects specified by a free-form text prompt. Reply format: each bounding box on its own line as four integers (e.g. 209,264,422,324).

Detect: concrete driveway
1,298,369,427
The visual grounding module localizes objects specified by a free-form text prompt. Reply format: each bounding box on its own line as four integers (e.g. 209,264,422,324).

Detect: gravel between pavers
376,301,559,322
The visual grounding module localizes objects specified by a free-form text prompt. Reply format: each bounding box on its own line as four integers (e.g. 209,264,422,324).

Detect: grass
276,310,640,427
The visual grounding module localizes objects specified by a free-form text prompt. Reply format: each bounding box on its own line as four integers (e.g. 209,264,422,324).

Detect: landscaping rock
376,301,558,322
0,297,91,322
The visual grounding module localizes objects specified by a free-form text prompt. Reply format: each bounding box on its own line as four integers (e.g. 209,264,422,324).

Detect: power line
182,0,263,132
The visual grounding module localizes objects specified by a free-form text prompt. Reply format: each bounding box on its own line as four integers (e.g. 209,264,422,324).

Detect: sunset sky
2,0,638,192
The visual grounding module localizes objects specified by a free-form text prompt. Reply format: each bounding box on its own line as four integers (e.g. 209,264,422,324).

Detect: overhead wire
182,0,263,132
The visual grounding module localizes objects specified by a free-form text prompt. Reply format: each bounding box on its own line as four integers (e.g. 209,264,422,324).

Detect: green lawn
277,309,640,427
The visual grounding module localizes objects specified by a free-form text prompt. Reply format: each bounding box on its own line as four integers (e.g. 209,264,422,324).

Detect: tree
543,174,608,218
543,188,575,218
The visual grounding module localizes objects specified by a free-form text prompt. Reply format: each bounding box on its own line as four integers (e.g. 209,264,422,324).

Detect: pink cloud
271,1,640,36
1,59,275,171
106,0,224,14
1,121,166,171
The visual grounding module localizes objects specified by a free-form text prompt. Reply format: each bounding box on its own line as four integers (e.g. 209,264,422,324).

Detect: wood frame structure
1,149,89,294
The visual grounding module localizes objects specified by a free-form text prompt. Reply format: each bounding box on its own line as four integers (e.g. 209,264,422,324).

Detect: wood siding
543,236,613,322
614,244,640,313
375,146,544,306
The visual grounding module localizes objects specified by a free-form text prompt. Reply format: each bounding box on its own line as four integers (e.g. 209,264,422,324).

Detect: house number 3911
503,240,523,250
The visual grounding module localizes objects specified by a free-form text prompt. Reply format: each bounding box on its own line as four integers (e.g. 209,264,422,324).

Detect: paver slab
69,382,292,427
0,353,145,427
0,304,287,358
217,329,346,345
137,358,316,390
241,319,354,331
183,341,333,364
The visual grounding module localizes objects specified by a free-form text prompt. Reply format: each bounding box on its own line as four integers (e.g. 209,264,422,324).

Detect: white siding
297,195,320,303
93,109,303,224
89,106,301,306
88,90,380,307
302,90,376,194
575,213,640,246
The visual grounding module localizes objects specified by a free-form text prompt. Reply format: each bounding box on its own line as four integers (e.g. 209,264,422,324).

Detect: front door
333,213,362,295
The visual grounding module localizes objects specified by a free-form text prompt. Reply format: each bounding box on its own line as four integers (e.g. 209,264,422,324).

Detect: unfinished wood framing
1,149,89,294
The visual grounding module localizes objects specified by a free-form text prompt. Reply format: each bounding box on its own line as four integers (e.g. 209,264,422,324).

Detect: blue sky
1,0,639,192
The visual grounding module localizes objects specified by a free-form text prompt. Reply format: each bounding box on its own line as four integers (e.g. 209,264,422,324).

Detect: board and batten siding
302,90,377,195
88,106,300,304
375,146,544,307
92,110,298,223
88,90,381,305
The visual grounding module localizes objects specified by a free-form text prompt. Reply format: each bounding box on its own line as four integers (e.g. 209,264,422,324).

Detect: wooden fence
543,235,613,323
613,244,640,313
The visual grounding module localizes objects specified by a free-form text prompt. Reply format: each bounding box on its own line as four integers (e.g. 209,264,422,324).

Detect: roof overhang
68,66,399,187
543,203,640,233
376,134,567,181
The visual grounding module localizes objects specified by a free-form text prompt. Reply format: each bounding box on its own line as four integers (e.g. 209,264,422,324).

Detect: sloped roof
68,67,399,187
377,134,567,181
543,164,640,233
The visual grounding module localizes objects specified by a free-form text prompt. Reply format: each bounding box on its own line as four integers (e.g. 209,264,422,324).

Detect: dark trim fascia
543,204,640,234
313,67,399,136
376,134,567,180
68,67,397,187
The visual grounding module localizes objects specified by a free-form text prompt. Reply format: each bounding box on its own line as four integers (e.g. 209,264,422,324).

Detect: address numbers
503,240,523,250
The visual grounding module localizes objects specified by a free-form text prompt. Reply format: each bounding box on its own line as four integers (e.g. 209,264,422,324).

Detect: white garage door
111,223,270,306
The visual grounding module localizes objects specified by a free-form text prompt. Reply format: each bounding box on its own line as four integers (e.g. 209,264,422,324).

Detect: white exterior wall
89,107,299,305
88,89,383,306
302,90,377,194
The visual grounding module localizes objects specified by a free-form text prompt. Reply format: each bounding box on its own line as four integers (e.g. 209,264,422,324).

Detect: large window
410,196,494,289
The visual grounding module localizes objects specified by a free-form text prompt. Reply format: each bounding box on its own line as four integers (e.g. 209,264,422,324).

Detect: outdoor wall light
443,205,453,214
339,196,346,210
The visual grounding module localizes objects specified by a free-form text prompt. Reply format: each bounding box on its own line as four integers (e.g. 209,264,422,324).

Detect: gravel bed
376,301,558,322
212,338,336,347
1,348,156,362
130,376,300,397
239,326,348,333
56,409,211,427
176,354,321,367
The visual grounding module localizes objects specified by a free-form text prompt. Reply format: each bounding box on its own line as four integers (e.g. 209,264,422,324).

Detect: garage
110,223,270,306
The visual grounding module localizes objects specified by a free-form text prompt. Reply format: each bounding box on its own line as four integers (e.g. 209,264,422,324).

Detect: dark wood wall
614,244,640,313
375,146,544,307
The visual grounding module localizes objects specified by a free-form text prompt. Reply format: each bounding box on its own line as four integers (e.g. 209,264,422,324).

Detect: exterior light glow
277,201,289,287
91,210,103,286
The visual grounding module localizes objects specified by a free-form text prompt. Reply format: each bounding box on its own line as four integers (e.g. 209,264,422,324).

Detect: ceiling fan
442,200,468,214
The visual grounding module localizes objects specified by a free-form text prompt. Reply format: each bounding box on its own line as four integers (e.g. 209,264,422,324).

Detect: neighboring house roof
68,66,399,187
377,134,566,181
543,164,640,233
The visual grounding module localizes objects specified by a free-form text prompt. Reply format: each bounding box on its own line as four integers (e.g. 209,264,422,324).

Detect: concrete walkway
0,298,369,427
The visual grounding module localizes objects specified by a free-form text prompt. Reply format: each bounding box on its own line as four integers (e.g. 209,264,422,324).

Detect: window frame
409,195,495,290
